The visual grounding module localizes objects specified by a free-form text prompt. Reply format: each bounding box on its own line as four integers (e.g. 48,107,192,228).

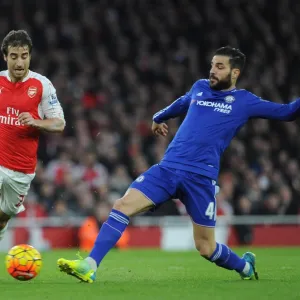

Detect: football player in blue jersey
58,46,300,283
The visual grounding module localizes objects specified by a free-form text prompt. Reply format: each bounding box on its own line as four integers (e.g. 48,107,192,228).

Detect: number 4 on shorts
205,202,216,220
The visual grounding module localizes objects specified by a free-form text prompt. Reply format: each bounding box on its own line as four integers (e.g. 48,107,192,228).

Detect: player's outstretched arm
153,93,192,124
247,94,300,121
151,90,193,137
152,80,201,124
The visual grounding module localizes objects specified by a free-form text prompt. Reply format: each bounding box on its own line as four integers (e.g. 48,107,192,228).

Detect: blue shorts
129,164,219,227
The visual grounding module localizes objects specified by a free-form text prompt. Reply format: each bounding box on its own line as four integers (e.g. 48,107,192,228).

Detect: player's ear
3,55,7,62
232,69,240,80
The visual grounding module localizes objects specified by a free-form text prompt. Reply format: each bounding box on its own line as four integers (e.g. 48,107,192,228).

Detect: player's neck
221,84,236,92
8,69,29,83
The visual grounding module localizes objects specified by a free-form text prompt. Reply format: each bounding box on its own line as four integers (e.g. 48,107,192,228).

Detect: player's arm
18,113,65,132
153,92,192,124
19,80,65,132
152,83,196,136
247,94,300,121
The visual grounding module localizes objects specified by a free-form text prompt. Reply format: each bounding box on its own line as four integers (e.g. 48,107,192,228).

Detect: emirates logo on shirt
28,86,37,98
0,107,24,126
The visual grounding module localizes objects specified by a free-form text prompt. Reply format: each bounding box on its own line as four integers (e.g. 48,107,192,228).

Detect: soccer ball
5,244,42,281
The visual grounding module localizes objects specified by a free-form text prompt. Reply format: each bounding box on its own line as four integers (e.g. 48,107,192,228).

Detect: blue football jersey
153,79,300,180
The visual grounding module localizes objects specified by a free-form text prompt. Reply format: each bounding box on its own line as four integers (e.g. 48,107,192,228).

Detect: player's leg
0,169,32,241
0,173,11,241
86,188,153,269
0,210,11,241
192,223,257,279
58,188,153,283
58,164,177,282
180,172,258,280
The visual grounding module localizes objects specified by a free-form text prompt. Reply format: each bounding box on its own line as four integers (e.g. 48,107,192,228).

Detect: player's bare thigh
113,188,154,216
192,221,216,257
0,210,10,229
0,173,11,228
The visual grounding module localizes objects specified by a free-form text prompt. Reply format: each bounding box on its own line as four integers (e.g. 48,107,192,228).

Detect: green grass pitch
0,247,299,300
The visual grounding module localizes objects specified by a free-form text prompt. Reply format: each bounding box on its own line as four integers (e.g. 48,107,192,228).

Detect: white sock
242,261,251,275
85,257,97,272
0,223,9,241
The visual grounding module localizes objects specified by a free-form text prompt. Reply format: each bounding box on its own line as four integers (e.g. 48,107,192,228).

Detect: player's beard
209,72,232,91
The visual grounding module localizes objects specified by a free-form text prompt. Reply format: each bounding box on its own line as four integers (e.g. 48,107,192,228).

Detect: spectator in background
1,0,299,220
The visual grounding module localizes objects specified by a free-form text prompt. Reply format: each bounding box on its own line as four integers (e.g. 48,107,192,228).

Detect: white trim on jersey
28,71,65,122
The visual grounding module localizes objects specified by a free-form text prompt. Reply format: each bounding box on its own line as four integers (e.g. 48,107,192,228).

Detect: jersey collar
5,70,31,82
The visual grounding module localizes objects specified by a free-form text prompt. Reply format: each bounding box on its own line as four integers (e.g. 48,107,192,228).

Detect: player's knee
0,220,8,231
113,197,135,217
113,189,153,217
113,198,124,211
195,239,215,258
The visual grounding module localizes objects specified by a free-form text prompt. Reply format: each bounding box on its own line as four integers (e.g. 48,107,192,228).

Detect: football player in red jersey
0,30,65,241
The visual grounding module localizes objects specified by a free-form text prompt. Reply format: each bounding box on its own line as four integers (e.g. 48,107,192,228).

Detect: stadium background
0,0,300,251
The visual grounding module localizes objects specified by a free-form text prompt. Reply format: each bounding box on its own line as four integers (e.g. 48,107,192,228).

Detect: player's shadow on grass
222,278,285,283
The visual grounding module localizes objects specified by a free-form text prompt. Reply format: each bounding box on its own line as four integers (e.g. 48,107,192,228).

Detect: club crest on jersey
224,95,235,103
28,86,37,98
136,175,145,182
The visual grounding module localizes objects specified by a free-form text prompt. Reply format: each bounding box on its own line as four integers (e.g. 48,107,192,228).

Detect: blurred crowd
1,0,299,219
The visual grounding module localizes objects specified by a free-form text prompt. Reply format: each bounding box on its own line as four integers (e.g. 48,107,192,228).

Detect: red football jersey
0,70,65,174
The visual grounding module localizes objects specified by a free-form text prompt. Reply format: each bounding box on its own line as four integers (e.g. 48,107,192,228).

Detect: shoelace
76,251,84,260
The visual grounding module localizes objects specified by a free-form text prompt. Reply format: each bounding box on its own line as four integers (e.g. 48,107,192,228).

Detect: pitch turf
0,247,299,300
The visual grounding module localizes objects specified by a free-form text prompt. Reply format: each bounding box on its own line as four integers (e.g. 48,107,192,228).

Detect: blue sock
209,243,246,273
89,209,129,267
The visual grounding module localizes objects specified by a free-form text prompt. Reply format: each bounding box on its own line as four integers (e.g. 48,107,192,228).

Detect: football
5,244,42,281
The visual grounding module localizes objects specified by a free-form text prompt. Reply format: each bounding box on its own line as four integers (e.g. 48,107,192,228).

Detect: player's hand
18,112,37,127
152,121,168,137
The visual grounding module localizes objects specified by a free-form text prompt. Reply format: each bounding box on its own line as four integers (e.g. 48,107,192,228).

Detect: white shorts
0,166,35,216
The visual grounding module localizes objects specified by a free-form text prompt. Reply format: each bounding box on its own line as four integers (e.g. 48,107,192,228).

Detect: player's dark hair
1,30,33,56
214,46,246,72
